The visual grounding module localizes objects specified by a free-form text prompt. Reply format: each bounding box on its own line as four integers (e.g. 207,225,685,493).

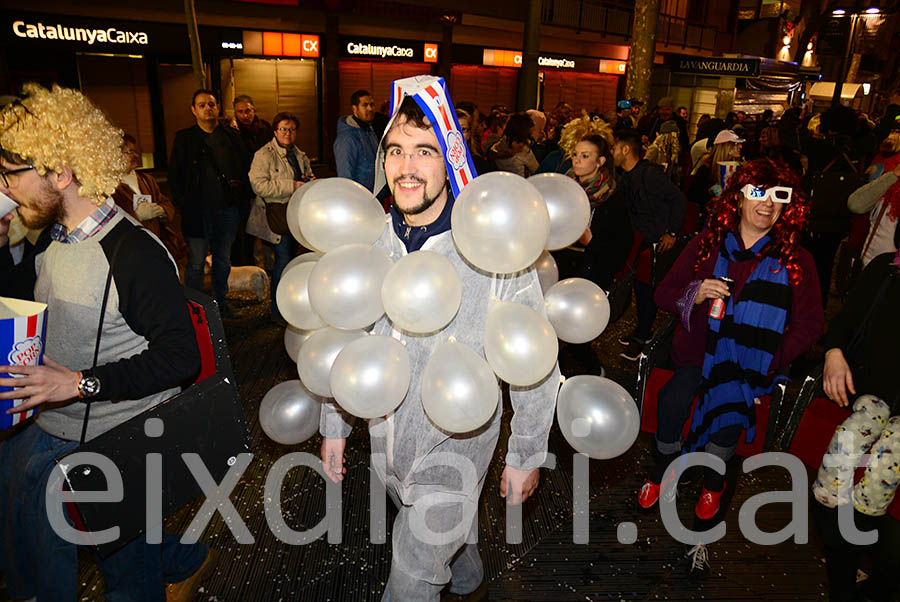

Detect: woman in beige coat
248,112,315,321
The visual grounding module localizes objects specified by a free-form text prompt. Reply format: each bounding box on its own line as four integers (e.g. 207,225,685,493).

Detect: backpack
807,152,866,234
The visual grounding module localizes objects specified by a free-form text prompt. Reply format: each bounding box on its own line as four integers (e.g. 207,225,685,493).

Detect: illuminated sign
339,36,437,62
424,43,438,63
12,19,148,45
599,59,627,74
482,49,522,68
243,31,319,57
538,56,576,69
669,54,760,76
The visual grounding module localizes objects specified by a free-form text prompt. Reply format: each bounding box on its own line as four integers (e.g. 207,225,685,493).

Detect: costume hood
373,75,478,198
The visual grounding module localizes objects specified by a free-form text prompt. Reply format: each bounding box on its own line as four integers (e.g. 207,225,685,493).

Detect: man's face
678,108,688,120
0,159,65,230
191,94,219,124
383,116,447,217
234,101,255,126
351,96,376,123
611,140,628,167
658,106,673,120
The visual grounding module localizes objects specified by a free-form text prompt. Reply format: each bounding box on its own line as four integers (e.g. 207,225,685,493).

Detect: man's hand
657,233,677,253
823,348,855,407
500,465,540,505
321,437,347,483
0,211,13,248
135,202,166,222
0,357,79,413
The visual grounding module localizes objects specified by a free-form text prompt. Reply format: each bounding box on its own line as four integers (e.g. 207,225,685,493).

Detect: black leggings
811,498,900,602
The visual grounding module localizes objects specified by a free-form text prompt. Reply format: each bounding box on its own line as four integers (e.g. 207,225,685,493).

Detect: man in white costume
319,76,560,601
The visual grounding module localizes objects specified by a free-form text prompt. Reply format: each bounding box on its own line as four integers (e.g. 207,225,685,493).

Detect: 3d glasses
740,184,792,204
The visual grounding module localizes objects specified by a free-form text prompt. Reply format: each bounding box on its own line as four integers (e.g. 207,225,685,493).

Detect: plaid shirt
50,198,118,244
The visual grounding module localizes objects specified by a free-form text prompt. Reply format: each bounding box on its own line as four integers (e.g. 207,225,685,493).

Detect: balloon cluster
258,174,634,460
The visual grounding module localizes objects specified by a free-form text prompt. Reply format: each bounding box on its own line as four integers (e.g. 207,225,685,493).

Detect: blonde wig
883,130,900,153
0,84,127,203
558,112,613,159
651,131,680,167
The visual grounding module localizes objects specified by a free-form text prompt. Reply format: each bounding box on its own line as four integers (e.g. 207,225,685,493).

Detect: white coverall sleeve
320,400,355,438
499,268,561,471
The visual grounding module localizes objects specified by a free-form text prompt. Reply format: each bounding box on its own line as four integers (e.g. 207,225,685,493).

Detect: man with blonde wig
0,84,212,602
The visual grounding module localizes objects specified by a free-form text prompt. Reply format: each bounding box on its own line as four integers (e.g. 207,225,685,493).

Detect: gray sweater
848,169,899,266
1,210,201,441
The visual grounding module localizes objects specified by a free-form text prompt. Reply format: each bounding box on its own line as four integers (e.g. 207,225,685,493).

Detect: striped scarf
686,231,791,452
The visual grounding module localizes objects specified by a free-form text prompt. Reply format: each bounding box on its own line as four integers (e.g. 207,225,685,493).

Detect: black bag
222,177,254,207
265,202,290,236
807,153,865,234
55,250,250,558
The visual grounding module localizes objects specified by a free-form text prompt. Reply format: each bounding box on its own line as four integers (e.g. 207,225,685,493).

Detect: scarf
566,167,615,208
869,152,900,221
685,231,791,452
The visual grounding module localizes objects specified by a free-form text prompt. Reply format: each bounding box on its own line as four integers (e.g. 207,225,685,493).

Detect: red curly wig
694,158,810,286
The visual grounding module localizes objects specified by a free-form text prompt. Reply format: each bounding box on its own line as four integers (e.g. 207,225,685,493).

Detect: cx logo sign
301,34,319,58
424,43,438,63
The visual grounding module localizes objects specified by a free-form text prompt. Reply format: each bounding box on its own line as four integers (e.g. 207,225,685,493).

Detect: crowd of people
0,76,898,602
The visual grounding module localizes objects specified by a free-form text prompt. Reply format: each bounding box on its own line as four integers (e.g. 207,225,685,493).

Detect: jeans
270,235,296,314
0,423,207,601
185,206,241,306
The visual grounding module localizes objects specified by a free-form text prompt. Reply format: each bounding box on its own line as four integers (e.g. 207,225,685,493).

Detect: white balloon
308,244,392,330
330,335,411,419
276,262,327,330
283,251,322,277
483,301,558,387
533,250,559,294
421,341,499,433
528,173,591,250
297,327,367,397
286,190,315,250
382,251,462,334
293,178,386,253
284,325,316,363
556,375,640,459
544,278,610,344
451,172,550,274
259,380,323,445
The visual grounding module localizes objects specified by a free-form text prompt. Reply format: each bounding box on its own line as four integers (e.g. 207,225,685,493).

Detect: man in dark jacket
333,89,379,192
233,94,273,153
612,128,687,360
169,89,252,318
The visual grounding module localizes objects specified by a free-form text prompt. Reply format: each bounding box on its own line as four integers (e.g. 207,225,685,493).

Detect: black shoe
619,339,645,361
441,579,488,602
685,543,710,580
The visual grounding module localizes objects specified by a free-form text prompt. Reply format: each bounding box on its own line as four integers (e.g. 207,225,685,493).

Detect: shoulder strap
79,230,129,445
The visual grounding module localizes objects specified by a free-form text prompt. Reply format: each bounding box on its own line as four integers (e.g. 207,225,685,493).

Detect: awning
809,82,862,100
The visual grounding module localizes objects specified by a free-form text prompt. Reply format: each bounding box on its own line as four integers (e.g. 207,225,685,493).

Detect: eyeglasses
276,127,297,134
0,166,34,188
741,184,792,204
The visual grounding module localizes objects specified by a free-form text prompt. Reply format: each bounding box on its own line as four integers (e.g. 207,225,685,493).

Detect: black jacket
620,159,687,244
168,125,252,238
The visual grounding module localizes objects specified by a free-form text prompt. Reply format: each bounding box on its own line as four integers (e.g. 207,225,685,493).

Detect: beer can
707,277,734,320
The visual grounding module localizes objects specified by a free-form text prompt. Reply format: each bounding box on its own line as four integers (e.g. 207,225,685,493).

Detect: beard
393,176,447,217
18,178,65,230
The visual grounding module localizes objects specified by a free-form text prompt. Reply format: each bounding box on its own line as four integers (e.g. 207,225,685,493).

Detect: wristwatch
77,369,101,400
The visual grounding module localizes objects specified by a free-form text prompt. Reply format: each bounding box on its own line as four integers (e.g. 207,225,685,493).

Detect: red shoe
638,469,677,509
695,482,726,520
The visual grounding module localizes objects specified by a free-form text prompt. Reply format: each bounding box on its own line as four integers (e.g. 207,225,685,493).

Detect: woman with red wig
638,158,825,575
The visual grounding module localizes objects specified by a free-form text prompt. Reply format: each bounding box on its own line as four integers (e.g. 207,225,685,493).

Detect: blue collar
389,191,454,253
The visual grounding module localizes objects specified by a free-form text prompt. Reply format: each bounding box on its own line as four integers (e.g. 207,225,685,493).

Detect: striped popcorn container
0,297,47,429
718,161,741,189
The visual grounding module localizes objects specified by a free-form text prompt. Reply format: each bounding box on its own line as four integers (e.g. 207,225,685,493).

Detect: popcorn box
719,161,740,189
0,297,47,429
